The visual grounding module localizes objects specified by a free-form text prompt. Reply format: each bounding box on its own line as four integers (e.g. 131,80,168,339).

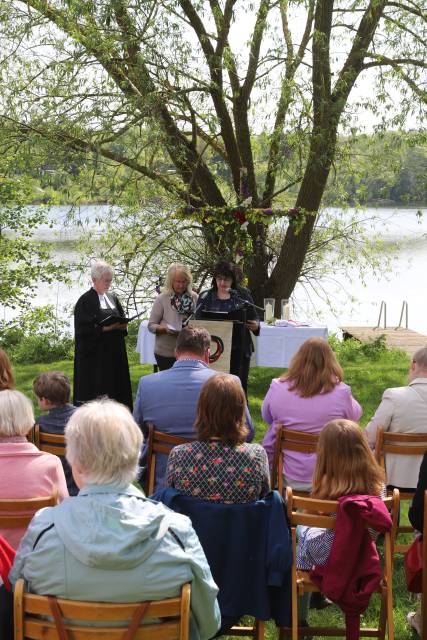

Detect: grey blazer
365,377,427,488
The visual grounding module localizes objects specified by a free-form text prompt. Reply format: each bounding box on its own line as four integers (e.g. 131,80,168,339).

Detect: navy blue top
151,488,292,632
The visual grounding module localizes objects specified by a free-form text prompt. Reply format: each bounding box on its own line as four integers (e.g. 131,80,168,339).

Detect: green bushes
0,306,73,364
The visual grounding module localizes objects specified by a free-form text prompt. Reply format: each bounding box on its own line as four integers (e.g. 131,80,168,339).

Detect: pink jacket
262,379,362,483
0,440,68,549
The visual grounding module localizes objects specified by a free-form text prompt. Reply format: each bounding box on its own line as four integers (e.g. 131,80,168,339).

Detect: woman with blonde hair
149,263,197,370
262,337,362,491
166,373,269,502
0,349,14,391
0,389,68,549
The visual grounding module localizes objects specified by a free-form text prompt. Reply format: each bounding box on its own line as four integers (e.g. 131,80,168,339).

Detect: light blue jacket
9,483,221,640
133,359,254,490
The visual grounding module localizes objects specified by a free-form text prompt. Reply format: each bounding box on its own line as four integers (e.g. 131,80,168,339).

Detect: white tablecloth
255,322,328,367
136,319,328,368
136,320,157,365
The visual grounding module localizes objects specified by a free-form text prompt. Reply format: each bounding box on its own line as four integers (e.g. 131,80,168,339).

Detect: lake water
2,205,427,338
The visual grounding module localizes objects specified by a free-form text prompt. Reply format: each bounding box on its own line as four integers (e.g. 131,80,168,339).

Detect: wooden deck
340,326,427,358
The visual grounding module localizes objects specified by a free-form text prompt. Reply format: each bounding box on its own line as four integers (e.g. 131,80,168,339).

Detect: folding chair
280,487,399,640
14,578,191,639
375,429,427,553
0,492,59,530
271,426,319,496
33,423,66,456
145,424,194,495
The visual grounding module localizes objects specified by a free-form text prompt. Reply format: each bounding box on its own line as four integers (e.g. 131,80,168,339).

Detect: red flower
232,209,247,225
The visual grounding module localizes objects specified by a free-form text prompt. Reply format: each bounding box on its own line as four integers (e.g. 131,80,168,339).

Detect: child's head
312,419,384,500
33,371,71,409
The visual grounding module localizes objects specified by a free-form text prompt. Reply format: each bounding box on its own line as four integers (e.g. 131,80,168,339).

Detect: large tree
0,0,425,305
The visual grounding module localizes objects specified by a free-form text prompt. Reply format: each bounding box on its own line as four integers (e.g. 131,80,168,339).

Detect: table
136,320,157,365
255,322,328,368
136,320,328,368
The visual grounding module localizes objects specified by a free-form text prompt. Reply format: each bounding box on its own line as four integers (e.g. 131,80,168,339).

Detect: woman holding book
73,260,132,409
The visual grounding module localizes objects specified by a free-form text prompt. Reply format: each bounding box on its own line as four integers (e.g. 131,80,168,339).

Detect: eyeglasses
216,276,232,282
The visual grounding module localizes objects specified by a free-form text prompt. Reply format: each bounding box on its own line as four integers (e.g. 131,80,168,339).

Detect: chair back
0,492,59,529
375,429,427,553
145,424,194,495
14,578,191,640
33,423,66,456
271,426,319,495
375,429,427,472
422,490,427,639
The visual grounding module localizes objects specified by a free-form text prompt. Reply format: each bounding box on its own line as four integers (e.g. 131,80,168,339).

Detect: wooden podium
189,319,233,372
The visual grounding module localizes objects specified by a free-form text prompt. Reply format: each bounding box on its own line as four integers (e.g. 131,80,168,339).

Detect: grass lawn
12,340,416,639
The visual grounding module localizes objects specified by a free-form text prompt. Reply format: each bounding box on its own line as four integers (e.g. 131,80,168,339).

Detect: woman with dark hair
0,349,14,391
262,337,362,492
166,373,270,503
195,260,259,393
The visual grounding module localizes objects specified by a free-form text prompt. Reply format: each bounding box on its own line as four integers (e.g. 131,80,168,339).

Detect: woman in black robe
73,260,133,410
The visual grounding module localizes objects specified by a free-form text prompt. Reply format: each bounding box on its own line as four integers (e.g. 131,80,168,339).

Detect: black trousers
154,354,176,371
0,586,13,640
230,350,251,396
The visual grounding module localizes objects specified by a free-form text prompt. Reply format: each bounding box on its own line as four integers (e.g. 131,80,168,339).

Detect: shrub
0,305,74,364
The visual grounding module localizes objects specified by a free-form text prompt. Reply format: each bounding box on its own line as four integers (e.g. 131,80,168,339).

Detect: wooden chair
271,426,319,496
375,429,427,553
145,424,194,495
280,487,399,640
421,490,427,639
33,423,66,456
14,578,191,640
0,492,58,529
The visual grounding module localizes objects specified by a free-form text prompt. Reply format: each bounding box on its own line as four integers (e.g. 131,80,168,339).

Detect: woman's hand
102,322,122,332
246,320,259,332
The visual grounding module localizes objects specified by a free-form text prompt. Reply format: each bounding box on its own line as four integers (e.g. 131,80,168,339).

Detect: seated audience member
133,325,254,491
33,371,78,495
262,337,362,492
409,451,427,533
0,533,15,640
406,452,427,636
365,346,427,489
0,350,14,391
296,420,387,630
0,390,68,549
9,399,220,640
167,373,270,503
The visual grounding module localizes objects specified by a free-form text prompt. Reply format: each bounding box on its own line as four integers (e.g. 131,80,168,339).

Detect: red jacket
310,495,392,640
0,535,15,591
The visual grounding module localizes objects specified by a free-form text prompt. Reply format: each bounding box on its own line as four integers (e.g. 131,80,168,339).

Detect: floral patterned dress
166,440,271,503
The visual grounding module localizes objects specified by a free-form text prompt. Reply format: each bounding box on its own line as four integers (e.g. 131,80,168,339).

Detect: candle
265,303,273,321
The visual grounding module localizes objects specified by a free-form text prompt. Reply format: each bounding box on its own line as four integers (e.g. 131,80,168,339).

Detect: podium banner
189,319,233,373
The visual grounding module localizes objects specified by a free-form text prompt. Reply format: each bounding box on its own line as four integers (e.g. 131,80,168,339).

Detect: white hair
0,389,34,437
91,260,114,281
65,399,143,486
163,263,193,295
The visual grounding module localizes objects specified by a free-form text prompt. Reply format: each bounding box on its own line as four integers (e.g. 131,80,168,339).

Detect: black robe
73,288,133,410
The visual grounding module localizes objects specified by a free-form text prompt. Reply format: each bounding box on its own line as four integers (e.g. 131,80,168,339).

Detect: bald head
410,347,427,381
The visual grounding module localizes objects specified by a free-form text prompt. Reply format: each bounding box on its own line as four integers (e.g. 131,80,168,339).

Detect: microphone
226,288,238,294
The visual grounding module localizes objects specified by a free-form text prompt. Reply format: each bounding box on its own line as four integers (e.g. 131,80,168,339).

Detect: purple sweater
262,379,362,483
